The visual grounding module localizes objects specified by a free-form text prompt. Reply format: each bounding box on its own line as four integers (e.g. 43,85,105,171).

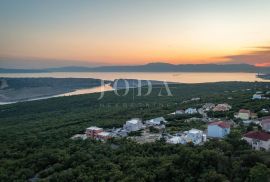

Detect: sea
0,72,268,104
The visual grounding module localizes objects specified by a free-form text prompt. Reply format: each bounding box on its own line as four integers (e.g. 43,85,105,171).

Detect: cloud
222,47,270,66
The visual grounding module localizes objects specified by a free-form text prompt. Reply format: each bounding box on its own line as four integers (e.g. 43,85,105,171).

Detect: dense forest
1,82,270,181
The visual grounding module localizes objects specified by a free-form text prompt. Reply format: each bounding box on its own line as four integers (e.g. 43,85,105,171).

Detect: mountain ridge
1,63,270,73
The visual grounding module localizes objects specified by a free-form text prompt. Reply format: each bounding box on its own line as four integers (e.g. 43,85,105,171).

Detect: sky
0,0,270,68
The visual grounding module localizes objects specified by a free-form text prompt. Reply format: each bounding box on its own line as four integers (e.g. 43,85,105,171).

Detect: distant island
257,73,270,80
1,63,270,73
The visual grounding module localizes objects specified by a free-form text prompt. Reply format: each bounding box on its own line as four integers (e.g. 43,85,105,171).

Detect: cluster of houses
167,128,206,145
72,93,270,151
234,110,270,150
167,121,231,145
71,117,166,142
172,103,232,116
252,91,270,100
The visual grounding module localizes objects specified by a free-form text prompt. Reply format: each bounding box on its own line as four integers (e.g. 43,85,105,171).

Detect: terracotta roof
208,121,230,128
239,109,251,114
244,131,270,141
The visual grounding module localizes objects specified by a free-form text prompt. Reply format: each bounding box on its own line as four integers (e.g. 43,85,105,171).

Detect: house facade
186,129,205,145
202,103,215,111
207,121,230,138
123,118,143,132
253,94,262,100
146,117,167,126
243,131,270,150
261,119,270,132
175,110,185,115
85,126,103,138
235,109,251,120
185,108,197,114
96,131,112,140
167,136,184,144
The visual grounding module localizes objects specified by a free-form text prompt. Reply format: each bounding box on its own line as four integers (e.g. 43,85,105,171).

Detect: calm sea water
0,72,268,105
0,72,266,83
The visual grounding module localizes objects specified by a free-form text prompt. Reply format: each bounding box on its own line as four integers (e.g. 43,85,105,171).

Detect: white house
167,136,185,144
207,121,230,138
123,118,143,132
146,117,167,126
71,134,87,140
235,109,251,120
261,108,269,113
261,119,270,132
243,131,270,151
185,108,197,114
242,120,253,126
175,110,185,115
253,94,262,100
202,103,215,111
191,97,201,101
186,129,205,145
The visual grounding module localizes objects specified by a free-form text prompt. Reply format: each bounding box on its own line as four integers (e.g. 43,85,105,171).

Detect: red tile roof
244,131,270,141
208,121,230,128
239,109,251,114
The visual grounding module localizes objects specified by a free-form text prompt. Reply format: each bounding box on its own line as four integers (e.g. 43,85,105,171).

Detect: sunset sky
1,0,270,68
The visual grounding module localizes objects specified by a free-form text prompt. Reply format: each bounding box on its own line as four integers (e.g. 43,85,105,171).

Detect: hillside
1,82,270,181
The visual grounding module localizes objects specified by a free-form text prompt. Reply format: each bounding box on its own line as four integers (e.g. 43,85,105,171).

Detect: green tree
249,163,270,182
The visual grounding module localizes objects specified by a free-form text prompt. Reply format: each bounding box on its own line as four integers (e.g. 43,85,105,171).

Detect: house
261,108,269,113
71,134,87,140
191,97,201,101
96,131,112,140
241,119,260,126
185,108,197,114
202,103,215,111
207,121,230,138
167,136,185,144
123,118,143,132
184,117,201,123
146,117,167,126
235,109,251,120
112,128,128,137
167,129,206,145
243,131,270,150
175,110,185,115
253,94,262,100
85,126,103,138
186,129,206,145
261,119,270,132
197,108,204,115
251,112,258,119
213,103,232,112
242,120,253,126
